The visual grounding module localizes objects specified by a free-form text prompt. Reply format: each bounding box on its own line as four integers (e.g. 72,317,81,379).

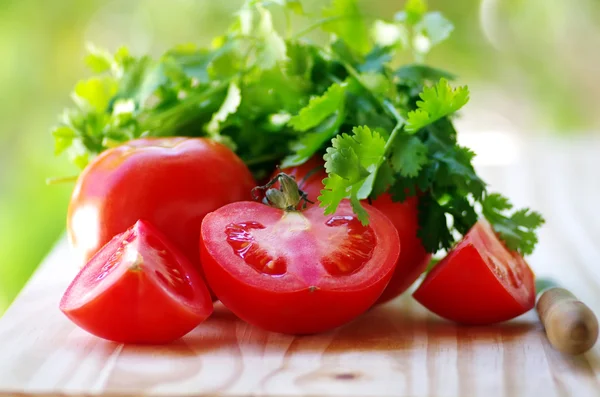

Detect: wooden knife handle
536,287,599,355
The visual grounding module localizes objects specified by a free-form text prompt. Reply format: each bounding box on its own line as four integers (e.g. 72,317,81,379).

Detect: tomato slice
200,200,400,334
60,220,213,344
412,221,535,325
274,156,431,304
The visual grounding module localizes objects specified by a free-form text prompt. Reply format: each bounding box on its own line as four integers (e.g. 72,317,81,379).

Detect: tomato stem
251,172,313,211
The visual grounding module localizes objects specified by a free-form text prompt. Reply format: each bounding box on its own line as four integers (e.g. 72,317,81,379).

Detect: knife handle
536,287,599,355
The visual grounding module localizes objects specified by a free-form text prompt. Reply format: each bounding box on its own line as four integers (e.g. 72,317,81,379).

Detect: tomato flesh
200,200,400,334
275,156,431,304
67,137,256,279
60,220,213,344
412,221,535,325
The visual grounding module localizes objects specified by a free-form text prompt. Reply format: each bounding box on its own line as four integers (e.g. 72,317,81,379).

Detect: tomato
368,194,431,304
275,156,431,304
60,220,213,344
412,221,536,325
67,137,256,279
199,194,400,334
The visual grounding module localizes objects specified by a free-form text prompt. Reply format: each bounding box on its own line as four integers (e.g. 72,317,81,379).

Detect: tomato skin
275,156,431,304
200,200,400,334
60,220,213,344
369,194,431,304
67,138,256,278
413,221,536,325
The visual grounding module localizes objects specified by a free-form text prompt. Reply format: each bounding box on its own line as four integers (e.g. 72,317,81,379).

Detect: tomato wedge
274,156,431,304
413,221,535,325
60,220,213,344
200,184,400,334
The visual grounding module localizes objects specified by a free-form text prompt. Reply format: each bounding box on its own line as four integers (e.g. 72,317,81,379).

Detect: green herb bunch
51,0,544,256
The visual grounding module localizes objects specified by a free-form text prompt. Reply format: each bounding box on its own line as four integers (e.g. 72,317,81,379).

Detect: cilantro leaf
396,0,427,25
256,7,287,70
417,194,454,253
207,82,242,135
481,193,545,255
319,126,386,224
323,0,371,56
390,134,428,177
405,78,469,133
417,12,454,47
84,44,114,74
371,160,395,199
72,77,118,113
288,82,346,132
395,64,456,83
281,111,345,167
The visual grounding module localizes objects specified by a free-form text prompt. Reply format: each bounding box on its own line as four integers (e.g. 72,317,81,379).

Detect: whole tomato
275,155,431,304
67,137,256,278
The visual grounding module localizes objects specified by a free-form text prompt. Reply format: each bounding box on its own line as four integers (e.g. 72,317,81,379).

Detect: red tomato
60,220,213,343
275,156,431,304
413,221,536,325
200,199,400,334
369,194,431,304
67,137,256,279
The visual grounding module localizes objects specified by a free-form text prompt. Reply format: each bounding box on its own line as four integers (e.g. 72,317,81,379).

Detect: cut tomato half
200,199,400,334
413,221,535,325
60,220,213,344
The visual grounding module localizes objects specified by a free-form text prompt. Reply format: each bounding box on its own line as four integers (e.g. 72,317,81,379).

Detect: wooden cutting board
0,136,599,397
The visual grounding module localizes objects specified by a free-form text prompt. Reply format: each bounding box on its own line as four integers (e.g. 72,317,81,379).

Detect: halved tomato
60,220,213,344
413,221,536,325
199,190,400,335
274,156,431,305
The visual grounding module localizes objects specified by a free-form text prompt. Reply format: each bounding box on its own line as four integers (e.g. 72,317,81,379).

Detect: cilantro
50,0,545,257
207,82,242,137
320,126,386,224
288,82,346,132
482,193,545,255
405,78,469,133
322,0,371,56
390,135,428,177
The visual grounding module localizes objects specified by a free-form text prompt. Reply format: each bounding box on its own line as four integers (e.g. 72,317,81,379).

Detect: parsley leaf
405,78,469,133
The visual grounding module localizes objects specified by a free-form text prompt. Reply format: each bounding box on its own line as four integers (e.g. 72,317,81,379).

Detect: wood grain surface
0,135,599,397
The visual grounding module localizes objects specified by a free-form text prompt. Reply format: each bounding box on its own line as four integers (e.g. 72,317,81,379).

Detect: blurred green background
1,0,599,315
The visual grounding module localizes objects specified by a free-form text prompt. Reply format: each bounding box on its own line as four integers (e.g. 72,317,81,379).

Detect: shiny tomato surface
413,221,536,325
275,156,431,304
200,200,400,334
60,220,213,343
67,137,256,277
